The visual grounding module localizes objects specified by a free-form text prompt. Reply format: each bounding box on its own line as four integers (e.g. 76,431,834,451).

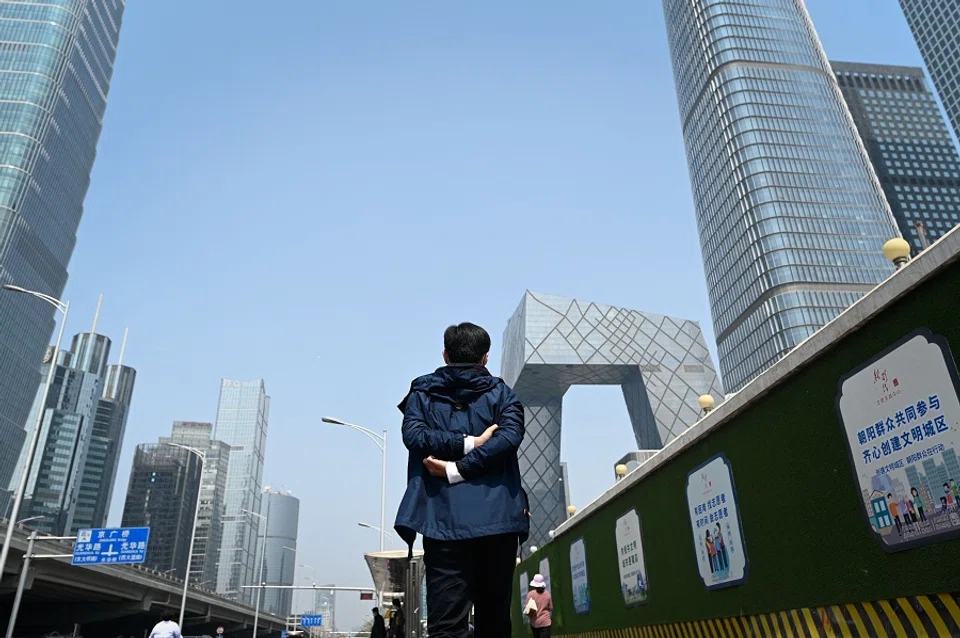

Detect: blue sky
59,0,928,628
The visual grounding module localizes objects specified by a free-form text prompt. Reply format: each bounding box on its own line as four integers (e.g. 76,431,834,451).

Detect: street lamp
243,508,268,638
357,522,398,548
15,516,47,528
883,237,912,269
0,284,69,582
321,417,387,554
698,394,715,415
167,443,205,628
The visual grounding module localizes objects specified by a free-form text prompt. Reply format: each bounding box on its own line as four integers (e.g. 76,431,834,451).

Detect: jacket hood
397,364,501,411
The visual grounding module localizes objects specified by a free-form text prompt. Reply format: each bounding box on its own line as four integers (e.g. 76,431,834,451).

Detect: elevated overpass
0,521,285,637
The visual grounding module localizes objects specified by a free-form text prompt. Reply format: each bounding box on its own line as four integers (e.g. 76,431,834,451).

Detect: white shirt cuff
446,461,465,484
464,436,476,454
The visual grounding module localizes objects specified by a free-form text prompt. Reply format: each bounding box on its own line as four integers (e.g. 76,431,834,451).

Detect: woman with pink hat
524,574,553,638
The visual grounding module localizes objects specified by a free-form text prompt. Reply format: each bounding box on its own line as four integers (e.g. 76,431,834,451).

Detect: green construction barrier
514,249,960,637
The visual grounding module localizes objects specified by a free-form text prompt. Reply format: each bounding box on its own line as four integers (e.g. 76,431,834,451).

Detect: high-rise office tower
0,1,126,492
73,329,137,532
167,421,231,589
10,343,102,535
213,379,270,602
261,487,300,617
900,1,960,140
662,0,901,392
120,443,202,578
833,62,960,252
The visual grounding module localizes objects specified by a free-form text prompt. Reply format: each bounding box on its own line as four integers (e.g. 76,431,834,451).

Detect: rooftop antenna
91,293,104,333
117,328,129,367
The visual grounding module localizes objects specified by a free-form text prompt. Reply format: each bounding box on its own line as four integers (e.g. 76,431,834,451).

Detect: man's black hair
393,597,402,606
161,611,176,622
444,322,491,364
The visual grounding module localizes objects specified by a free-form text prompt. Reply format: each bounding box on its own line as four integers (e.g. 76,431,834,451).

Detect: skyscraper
900,0,960,140
261,488,300,617
0,1,126,492
10,343,102,535
502,292,723,545
120,443,202,578
662,0,901,392
833,61,960,253
213,379,270,602
72,330,137,532
166,421,231,589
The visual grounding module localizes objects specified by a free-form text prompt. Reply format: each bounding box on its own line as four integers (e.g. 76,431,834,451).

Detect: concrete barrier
514,228,960,637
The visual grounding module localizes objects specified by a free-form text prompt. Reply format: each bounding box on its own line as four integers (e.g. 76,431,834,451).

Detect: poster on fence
570,538,590,614
519,571,529,624
686,455,748,589
538,557,552,595
615,509,648,605
837,330,960,552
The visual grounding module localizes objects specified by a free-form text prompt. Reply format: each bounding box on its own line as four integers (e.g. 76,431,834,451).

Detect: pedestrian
395,322,530,638
525,574,553,638
148,611,182,638
371,607,387,638
389,597,405,638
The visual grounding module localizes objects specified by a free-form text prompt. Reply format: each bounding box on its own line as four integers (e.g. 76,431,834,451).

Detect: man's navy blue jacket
394,364,530,548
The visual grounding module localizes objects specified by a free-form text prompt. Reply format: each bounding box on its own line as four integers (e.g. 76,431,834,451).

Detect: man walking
395,322,529,638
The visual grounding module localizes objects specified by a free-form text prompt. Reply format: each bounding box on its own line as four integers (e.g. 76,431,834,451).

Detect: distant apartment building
833,61,960,252
120,443,202,578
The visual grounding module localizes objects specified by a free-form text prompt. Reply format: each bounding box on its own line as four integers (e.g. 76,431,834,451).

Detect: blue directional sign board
72,527,150,565
301,615,323,628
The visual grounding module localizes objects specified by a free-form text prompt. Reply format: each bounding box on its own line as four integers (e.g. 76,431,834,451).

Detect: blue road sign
301,614,323,628
72,527,150,565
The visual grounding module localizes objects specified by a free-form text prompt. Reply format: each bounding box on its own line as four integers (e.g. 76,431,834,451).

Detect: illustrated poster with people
837,331,960,551
569,538,590,615
686,455,749,589
615,509,648,605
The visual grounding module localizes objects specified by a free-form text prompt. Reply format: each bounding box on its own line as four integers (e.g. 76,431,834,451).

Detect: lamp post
357,522,399,548
0,284,69,581
321,417,387,554
244,508,268,637
615,464,628,482
698,394,716,415
883,237,912,269
168,443,205,628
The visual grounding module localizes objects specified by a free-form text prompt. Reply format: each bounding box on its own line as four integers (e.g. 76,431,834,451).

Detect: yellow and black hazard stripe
556,591,960,637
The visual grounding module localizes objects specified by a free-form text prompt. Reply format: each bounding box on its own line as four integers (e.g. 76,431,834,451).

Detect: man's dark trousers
423,533,517,638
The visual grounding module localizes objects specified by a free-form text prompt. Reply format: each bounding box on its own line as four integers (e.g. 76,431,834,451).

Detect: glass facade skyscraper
120,443,202,578
10,343,102,535
0,1,126,491
662,0,901,392
167,421,231,590
72,333,137,532
262,488,299,617
900,0,960,141
833,61,960,253
213,379,270,602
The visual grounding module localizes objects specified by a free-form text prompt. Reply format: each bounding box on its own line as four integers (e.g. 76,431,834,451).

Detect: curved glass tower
0,1,126,489
663,0,900,391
